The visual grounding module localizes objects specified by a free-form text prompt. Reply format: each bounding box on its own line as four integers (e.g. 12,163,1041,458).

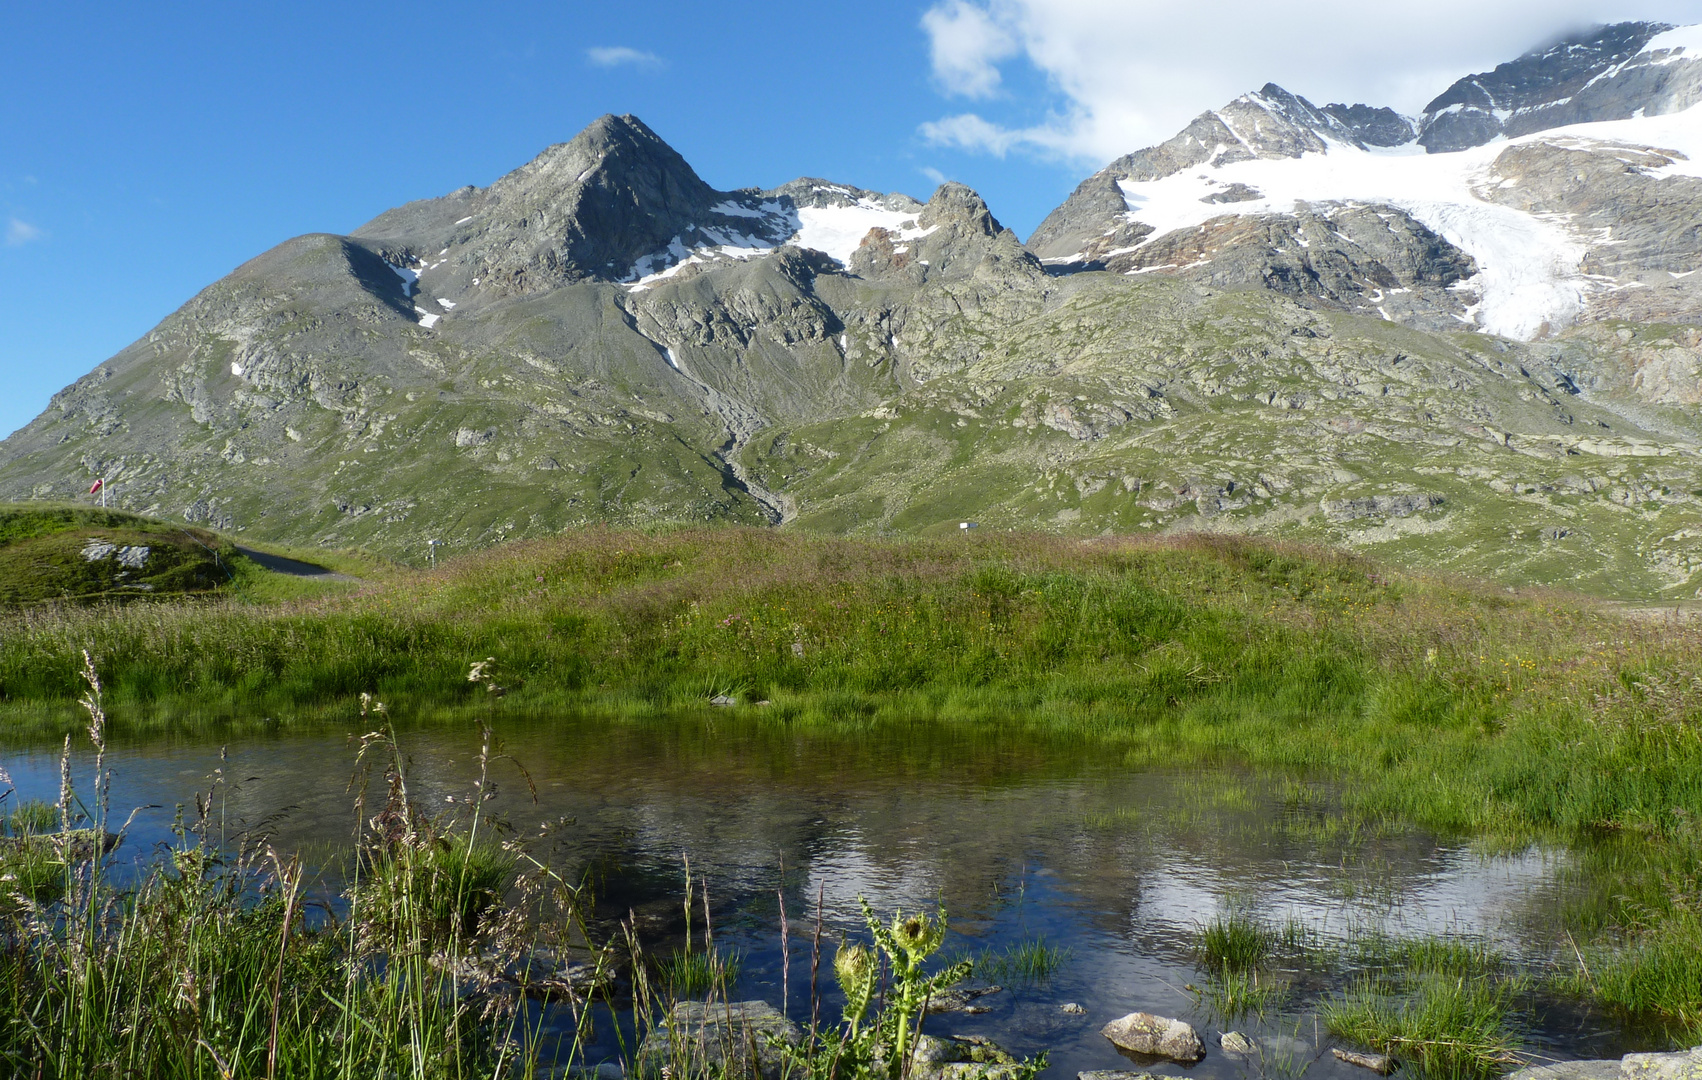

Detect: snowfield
1108,102,1702,340
625,194,931,290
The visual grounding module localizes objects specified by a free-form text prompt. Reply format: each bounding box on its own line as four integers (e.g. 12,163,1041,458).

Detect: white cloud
921,0,1018,97
5,218,43,246
919,113,1025,156
920,166,951,185
918,1,1702,166
586,46,664,69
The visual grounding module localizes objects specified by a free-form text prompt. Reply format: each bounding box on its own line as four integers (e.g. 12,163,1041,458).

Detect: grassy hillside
0,503,243,605
0,503,393,606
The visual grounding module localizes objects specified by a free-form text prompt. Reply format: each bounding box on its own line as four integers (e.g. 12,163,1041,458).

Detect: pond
1,715,1652,1078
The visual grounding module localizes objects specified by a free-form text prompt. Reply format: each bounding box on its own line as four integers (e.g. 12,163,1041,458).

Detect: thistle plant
861,899,971,1079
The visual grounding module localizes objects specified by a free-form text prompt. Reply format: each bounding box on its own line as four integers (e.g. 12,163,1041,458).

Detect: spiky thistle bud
890,909,944,960
834,943,876,1030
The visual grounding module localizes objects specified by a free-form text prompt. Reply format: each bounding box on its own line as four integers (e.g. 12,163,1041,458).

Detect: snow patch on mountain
1640,24,1702,60
388,263,421,298
1106,103,1702,340
623,197,932,289
793,203,930,265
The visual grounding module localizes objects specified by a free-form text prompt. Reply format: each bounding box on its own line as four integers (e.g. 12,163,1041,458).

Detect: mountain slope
4,30,1702,599
0,117,1042,548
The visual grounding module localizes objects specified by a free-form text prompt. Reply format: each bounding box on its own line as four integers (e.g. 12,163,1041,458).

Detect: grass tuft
969,937,1072,983
1198,913,1273,971
1324,973,1523,1080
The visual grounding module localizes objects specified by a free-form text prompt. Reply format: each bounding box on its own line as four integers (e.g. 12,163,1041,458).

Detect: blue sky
4,1,1697,439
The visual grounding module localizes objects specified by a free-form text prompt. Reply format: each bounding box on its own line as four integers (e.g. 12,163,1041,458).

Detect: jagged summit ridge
1416,21,1702,152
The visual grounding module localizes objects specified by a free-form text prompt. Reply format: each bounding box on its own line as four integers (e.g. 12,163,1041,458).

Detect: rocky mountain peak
1417,21,1701,152
351,113,736,300
917,181,1002,235
487,113,714,210
846,181,1040,286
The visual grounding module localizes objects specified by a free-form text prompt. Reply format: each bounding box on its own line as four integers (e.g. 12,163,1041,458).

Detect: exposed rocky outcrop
1483,136,1702,301
1103,204,1476,330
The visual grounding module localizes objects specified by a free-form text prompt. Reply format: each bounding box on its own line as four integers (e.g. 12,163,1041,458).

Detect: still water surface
3,717,1638,1077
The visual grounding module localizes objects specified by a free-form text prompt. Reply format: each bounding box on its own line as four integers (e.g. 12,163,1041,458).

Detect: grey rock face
354,114,739,299
1319,103,1417,147
1202,183,1264,205
1323,493,1445,522
1099,1012,1206,1063
897,1033,1021,1080
1418,22,1702,152
1104,204,1476,331
1485,139,1702,280
1507,1061,1624,1080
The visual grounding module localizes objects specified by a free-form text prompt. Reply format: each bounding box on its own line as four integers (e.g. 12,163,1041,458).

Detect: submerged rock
1100,1012,1206,1063
1060,1002,1087,1015
927,985,1005,1014
1078,1072,1164,1080
1333,1048,1396,1074
899,1033,1020,1080
638,1000,800,1080
1221,1032,1256,1056
534,1064,625,1080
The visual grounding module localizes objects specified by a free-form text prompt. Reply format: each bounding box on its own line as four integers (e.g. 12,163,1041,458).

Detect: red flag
89,478,103,494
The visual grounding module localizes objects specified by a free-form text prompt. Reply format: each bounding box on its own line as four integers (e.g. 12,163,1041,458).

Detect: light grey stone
1100,1011,1206,1063
1333,1048,1396,1074
1507,1061,1622,1080
1622,1048,1702,1080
